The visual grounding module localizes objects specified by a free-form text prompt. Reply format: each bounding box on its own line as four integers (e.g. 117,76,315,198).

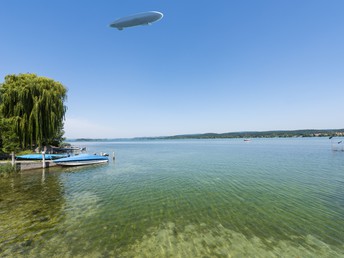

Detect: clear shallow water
1,138,343,257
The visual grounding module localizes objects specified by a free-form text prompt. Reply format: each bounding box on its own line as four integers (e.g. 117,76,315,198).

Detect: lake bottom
1,139,343,257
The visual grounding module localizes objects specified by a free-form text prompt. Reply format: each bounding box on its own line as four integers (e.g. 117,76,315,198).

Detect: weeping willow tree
0,74,67,151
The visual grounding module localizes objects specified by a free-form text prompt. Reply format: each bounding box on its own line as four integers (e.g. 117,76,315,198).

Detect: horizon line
65,128,344,141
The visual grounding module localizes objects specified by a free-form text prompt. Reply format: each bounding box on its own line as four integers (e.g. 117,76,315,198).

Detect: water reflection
0,170,65,256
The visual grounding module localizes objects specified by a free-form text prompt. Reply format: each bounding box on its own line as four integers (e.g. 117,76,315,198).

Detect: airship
110,11,163,30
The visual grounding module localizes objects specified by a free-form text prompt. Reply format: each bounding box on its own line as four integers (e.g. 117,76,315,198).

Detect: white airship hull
110,11,163,30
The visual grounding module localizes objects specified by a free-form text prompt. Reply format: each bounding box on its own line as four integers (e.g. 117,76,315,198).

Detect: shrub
0,163,18,177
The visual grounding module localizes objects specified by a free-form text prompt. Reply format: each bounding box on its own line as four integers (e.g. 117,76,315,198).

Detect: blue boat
16,154,69,160
53,154,109,166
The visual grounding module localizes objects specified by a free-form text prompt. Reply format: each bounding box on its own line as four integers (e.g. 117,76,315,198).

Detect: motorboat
53,154,109,166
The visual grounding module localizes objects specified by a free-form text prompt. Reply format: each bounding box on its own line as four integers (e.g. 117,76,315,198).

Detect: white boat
53,154,109,166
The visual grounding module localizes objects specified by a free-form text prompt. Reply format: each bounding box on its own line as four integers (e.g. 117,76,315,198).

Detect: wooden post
112,152,115,160
42,168,46,183
42,151,46,168
11,152,15,167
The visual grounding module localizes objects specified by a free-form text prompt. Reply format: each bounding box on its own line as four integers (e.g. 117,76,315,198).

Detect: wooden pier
0,160,57,171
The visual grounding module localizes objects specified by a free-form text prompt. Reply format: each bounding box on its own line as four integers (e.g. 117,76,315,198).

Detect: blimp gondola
110,11,163,30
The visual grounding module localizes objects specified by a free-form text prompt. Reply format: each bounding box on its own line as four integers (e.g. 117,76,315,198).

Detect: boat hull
54,159,109,166
53,154,109,167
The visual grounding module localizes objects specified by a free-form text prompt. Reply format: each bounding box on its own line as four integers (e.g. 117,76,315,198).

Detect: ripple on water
1,138,344,257
120,222,344,258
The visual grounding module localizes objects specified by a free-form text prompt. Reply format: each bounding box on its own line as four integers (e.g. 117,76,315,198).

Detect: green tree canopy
0,73,67,151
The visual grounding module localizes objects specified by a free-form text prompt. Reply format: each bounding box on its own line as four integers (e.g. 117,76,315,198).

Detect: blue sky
1,1,343,138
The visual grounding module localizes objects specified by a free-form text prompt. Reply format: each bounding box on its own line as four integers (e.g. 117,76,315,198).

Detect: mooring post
42,168,46,183
112,152,115,161
11,152,15,167
42,151,46,168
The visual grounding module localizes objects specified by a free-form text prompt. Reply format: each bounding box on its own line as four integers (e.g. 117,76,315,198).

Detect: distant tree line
0,74,67,154
70,129,344,142
162,129,344,140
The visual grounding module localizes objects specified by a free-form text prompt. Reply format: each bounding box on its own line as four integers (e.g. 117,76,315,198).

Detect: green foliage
0,118,21,153
0,163,18,177
0,73,67,152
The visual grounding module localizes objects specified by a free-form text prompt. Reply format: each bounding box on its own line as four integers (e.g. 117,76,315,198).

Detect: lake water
1,138,343,257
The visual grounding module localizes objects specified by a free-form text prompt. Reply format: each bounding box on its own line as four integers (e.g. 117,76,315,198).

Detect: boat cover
53,154,108,163
16,154,69,160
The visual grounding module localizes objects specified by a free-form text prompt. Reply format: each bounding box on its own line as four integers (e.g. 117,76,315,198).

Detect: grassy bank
0,162,18,177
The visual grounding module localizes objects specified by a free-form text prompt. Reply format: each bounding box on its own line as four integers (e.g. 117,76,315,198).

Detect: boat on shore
52,146,86,154
53,154,109,166
16,154,69,160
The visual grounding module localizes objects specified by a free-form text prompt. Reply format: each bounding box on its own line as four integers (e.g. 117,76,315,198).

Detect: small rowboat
53,154,109,166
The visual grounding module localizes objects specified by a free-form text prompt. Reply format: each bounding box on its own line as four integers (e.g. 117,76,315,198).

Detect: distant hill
70,129,344,142
162,129,344,139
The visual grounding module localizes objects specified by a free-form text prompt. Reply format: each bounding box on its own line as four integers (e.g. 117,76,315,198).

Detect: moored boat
16,154,69,160
53,154,109,166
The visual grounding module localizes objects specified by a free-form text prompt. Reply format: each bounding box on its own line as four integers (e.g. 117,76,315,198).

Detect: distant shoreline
68,128,344,142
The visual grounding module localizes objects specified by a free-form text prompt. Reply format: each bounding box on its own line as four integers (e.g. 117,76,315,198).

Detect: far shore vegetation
0,73,67,160
72,129,344,142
